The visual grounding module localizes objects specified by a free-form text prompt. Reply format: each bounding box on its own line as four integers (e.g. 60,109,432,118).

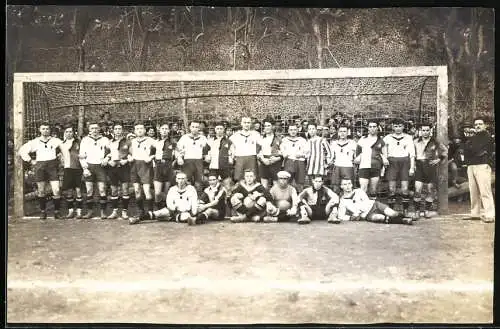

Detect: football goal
12,66,448,218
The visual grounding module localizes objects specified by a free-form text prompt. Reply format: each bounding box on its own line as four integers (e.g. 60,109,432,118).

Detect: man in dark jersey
229,169,272,223
105,122,132,219
190,172,227,225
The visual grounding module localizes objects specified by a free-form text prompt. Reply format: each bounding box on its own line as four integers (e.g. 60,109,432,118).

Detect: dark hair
262,117,274,126
391,118,404,125
312,175,324,181
243,168,255,175
112,121,124,129
337,125,349,131
214,121,226,128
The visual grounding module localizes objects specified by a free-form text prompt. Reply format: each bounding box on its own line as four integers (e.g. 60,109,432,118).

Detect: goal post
12,66,448,218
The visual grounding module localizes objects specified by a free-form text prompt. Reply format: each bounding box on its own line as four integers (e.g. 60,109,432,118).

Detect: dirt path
7,212,494,323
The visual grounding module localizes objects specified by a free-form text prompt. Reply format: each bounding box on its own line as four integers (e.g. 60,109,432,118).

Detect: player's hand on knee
287,206,297,216
30,160,37,166
409,167,415,176
83,168,92,178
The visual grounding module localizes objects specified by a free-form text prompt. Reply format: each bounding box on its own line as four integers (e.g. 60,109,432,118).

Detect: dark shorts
310,205,327,220
386,157,410,181
209,168,232,180
130,160,153,184
358,167,381,179
84,163,107,183
258,158,282,181
62,168,83,190
283,159,306,184
107,164,130,185
182,159,204,184
34,159,59,182
415,160,438,184
154,160,174,183
234,155,258,181
365,200,389,219
331,166,355,186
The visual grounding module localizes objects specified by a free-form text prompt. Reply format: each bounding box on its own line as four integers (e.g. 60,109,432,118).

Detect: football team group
17,114,493,226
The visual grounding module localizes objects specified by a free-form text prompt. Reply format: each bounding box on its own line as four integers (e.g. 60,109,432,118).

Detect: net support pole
13,80,24,219
436,65,449,215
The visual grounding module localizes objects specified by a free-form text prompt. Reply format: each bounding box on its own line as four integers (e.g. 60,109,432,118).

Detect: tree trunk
77,45,86,137
312,17,324,123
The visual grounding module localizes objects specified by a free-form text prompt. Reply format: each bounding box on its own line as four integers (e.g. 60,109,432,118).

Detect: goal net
13,67,448,217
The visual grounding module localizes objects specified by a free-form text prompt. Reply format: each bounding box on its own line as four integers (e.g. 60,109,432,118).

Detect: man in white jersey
19,122,63,219
60,125,83,219
79,121,111,219
383,118,416,215
354,121,388,200
306,123,333,178
264,171,299,223
176,121,210,191
229,116,262,182
130,171,198,224
153,122,176,211
330,125,357,194
258,118,283,189
337,178,412,225
105,122,133,219
280,124,309,192
130,123,156,217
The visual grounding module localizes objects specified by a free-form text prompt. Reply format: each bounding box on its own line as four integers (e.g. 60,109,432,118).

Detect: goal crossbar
12,66,448,218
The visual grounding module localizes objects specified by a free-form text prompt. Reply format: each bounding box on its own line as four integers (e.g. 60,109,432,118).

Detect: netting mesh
23,75,437,141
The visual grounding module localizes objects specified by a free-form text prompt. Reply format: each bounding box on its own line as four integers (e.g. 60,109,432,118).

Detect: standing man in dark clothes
463,117,495,222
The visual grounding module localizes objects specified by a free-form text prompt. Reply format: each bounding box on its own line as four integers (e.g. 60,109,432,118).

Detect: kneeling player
191,172,227,225
263,171,299,222
337,178,412,225
297,175,340,224
129,172,198,224
230,169,272,223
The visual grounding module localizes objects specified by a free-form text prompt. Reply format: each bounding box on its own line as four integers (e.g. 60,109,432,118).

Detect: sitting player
191,172,227,225
263,171,299,223
297,175,340,224
337,178,412,225
129,171,198,224
230,169,272,223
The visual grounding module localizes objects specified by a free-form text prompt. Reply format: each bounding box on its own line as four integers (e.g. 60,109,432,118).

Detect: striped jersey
60,138,81,169
383,133,416,158
130,137,156,161
208,136,232,170
330,139,357,167
79,135,111,165
259,134,281,157
306,136,333,176
229,130,262,157
109,137,132,162
280,136,309,161
155,138,176,161
356,135,385,169
19,136,63,162
176,134,209,160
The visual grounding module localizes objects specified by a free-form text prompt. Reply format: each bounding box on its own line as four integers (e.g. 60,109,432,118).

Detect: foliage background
6,6,495,136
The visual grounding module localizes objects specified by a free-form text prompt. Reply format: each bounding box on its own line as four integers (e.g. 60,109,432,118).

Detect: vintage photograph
6,6,495,324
